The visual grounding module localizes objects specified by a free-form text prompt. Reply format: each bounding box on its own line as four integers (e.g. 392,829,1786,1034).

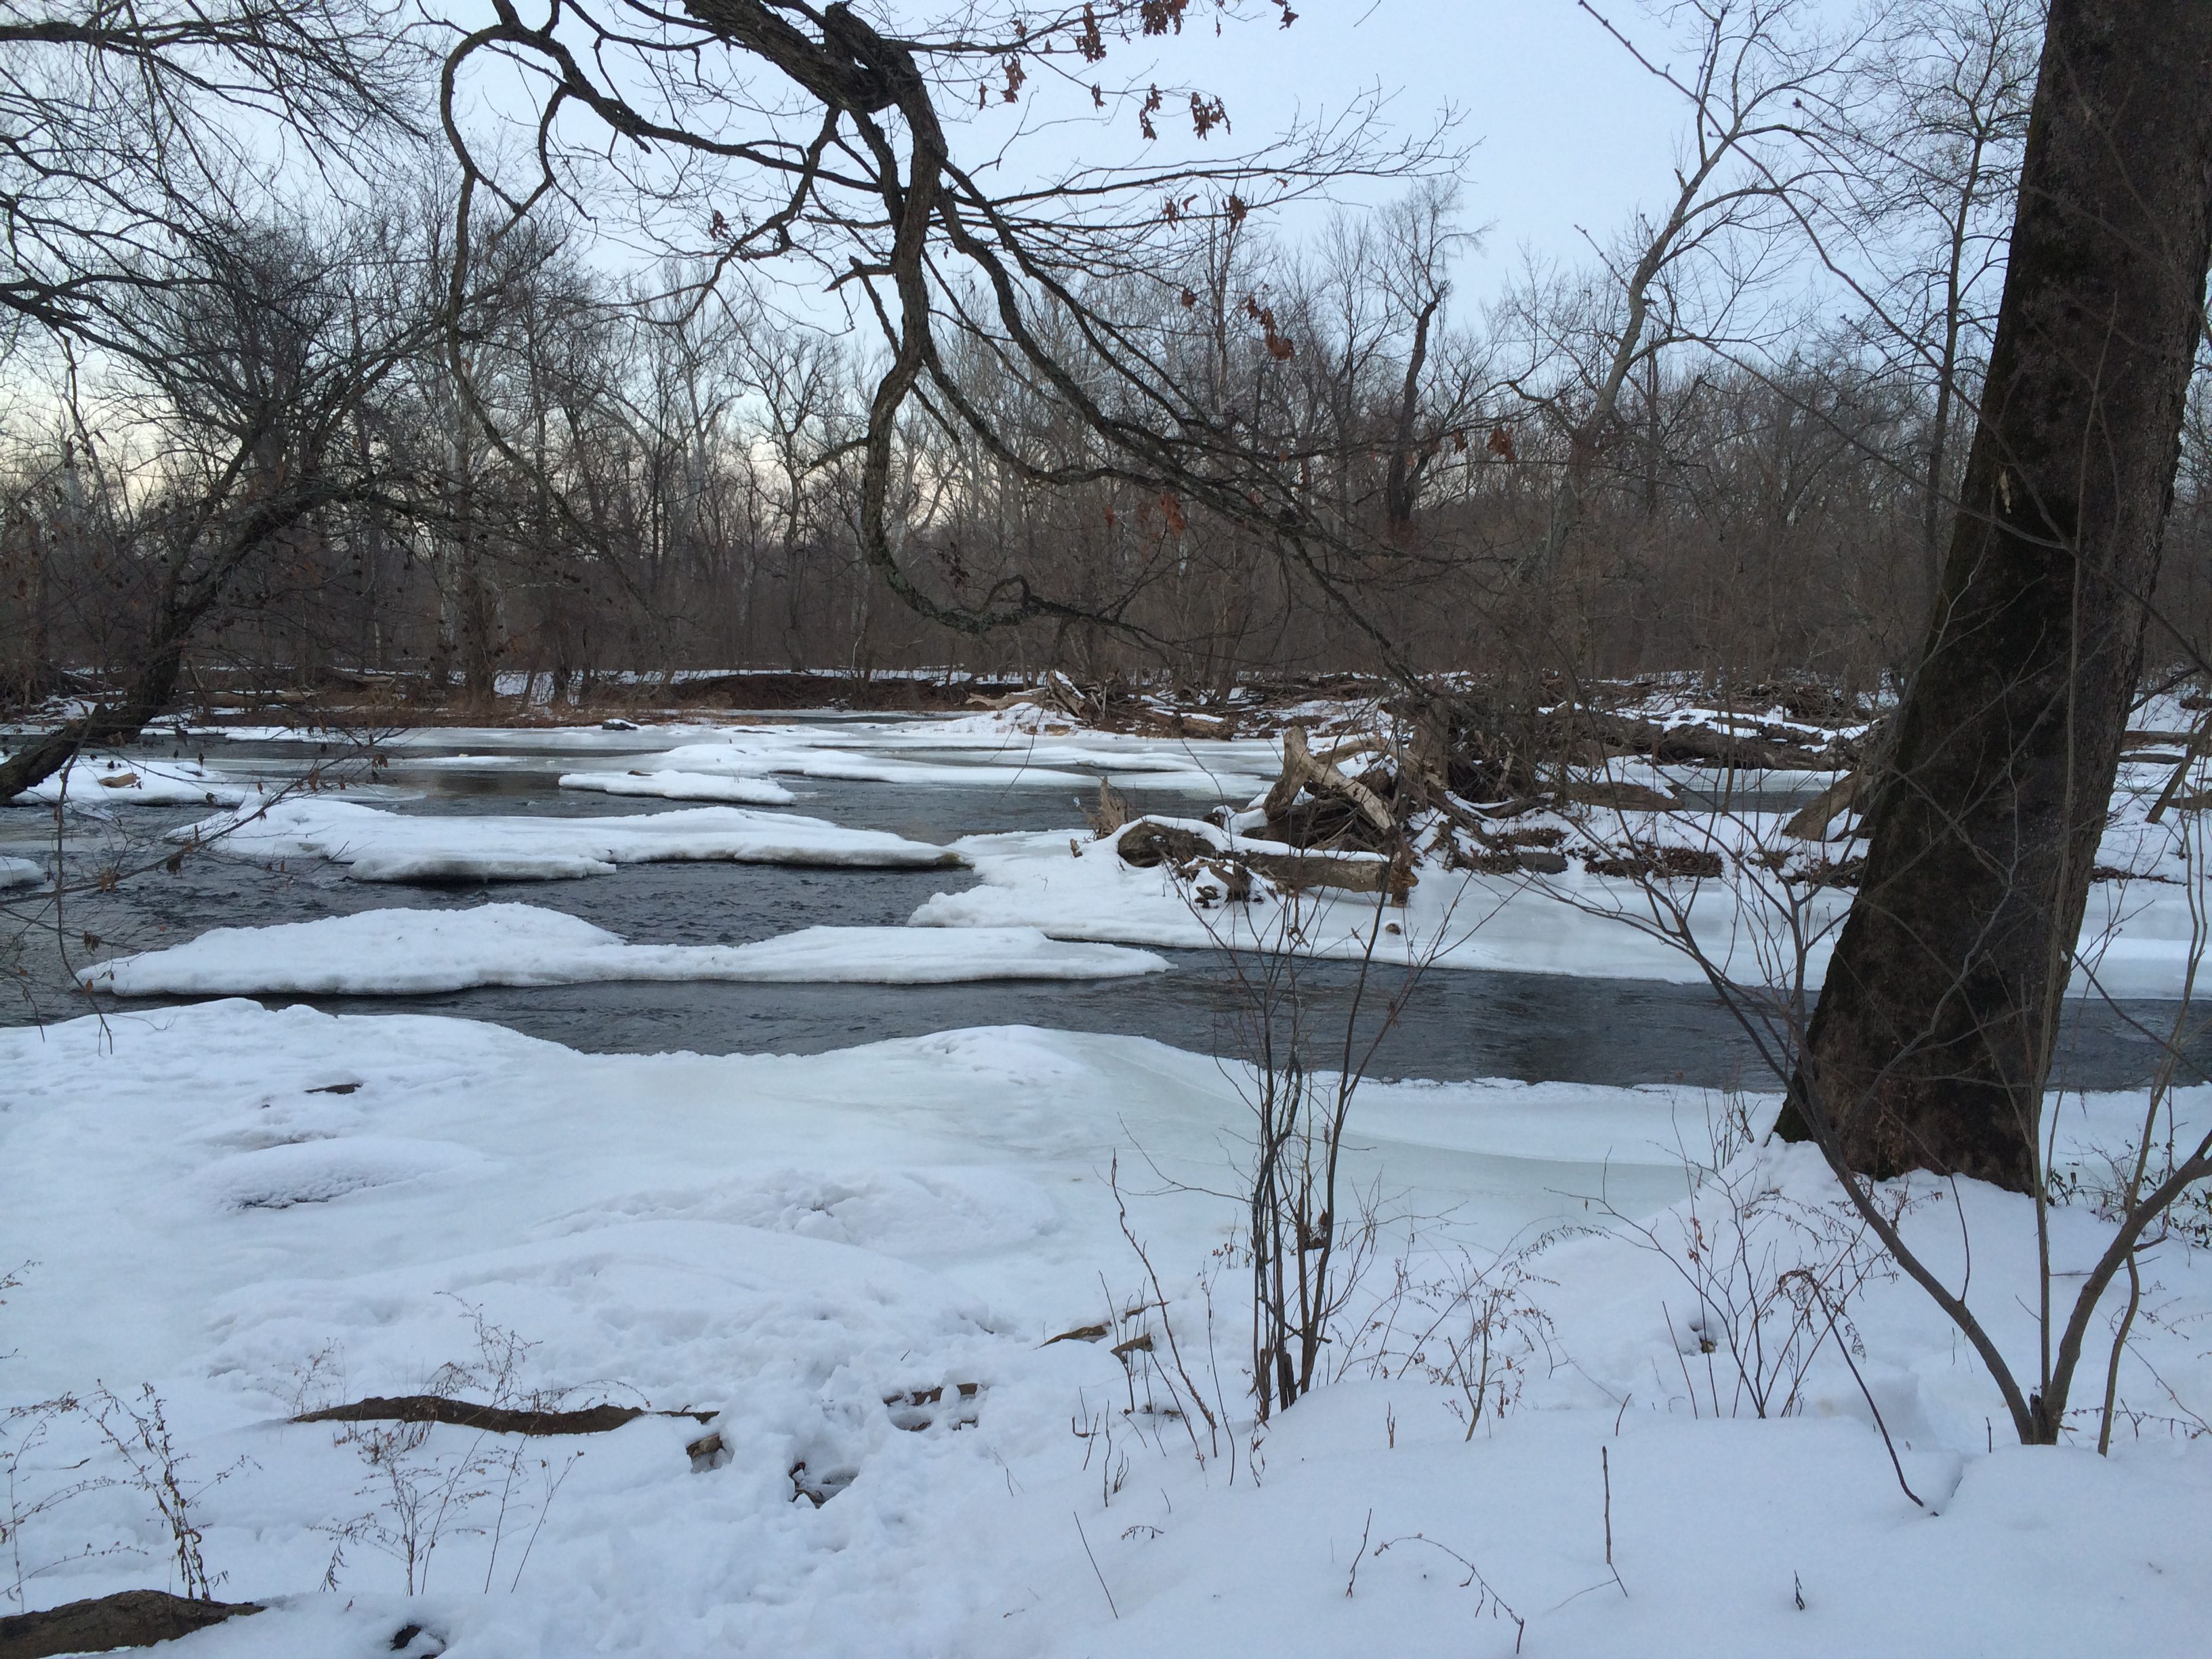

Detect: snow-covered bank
79,906,1168,995
912,800,2209,997
173,797,964,881
1,1003,2205,1656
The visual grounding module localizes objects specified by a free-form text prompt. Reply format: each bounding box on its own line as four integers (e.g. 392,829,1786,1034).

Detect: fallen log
0,1591,261,1658
1783,771,1868,840
1118,819,1404,895
295,1395,714,1436
2144,712,2212,824
1560,779,1683,811
1582,844,1725,881
1262,725,1397,838
1574,711,1854,771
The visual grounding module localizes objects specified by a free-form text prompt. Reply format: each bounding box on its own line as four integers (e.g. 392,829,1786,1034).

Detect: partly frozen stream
3,718,2201,1088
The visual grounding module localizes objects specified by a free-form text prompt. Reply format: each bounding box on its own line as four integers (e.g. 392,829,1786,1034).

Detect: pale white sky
939,0,1698,302
1153,0,1689,283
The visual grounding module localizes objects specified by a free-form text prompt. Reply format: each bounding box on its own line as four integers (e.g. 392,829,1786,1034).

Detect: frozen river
3,717,2200,1089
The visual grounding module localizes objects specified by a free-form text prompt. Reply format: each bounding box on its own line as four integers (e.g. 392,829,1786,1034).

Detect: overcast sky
1178,1,1688,272
966,1,1701,302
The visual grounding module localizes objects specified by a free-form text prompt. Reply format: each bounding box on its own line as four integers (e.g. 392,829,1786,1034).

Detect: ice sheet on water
8,754,250,807
557,768,798,805
0,854,42,888
588,716,1281,794
171,796,964,878
910,819,1811,984
345,852,617,882
79,903,1169,994
617,735,1197,790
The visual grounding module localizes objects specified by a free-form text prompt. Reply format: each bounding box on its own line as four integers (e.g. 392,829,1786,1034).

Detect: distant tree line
11,0,2204,723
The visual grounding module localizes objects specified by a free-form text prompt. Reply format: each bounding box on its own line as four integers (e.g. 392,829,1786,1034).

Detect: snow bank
8,754,249,807
1,1002,2205,1658
80,905,1168,995
171,797,964,879
911,790,2212,996
557,769,798,805
914,819,1840,985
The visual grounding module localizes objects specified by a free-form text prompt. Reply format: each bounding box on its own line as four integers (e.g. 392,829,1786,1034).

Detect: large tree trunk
1778,0,2212,1191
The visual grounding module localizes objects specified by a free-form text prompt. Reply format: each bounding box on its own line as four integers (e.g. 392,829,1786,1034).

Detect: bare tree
0,0,422,352
433,1,1458,683
1802,0,2040,594
1507,0,1851,579
0,216,443,800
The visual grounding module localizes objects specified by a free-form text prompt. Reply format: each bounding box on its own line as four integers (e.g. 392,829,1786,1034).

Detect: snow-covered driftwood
1118,817,1404,895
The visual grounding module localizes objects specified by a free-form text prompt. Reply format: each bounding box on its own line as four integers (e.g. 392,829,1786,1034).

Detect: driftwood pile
1112,689,1877,898
1116,720,1447,901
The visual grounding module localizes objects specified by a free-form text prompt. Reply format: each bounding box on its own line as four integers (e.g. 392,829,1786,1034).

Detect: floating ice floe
573,720,1280,794
79,904,1168,995
557,768,798,806
0,854,43,888
171,796,963,880
9,754,250,807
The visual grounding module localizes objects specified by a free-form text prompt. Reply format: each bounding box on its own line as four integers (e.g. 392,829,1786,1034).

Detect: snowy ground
2,1003,2206,1658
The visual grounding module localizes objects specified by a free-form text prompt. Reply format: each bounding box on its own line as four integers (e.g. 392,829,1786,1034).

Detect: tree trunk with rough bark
1778,0,2212,1191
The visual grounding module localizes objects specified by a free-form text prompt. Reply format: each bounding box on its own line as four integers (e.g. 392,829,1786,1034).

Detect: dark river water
3,722,2201,1090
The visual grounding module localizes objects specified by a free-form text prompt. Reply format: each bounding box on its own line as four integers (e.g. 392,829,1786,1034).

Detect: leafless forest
5,0,2205,721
